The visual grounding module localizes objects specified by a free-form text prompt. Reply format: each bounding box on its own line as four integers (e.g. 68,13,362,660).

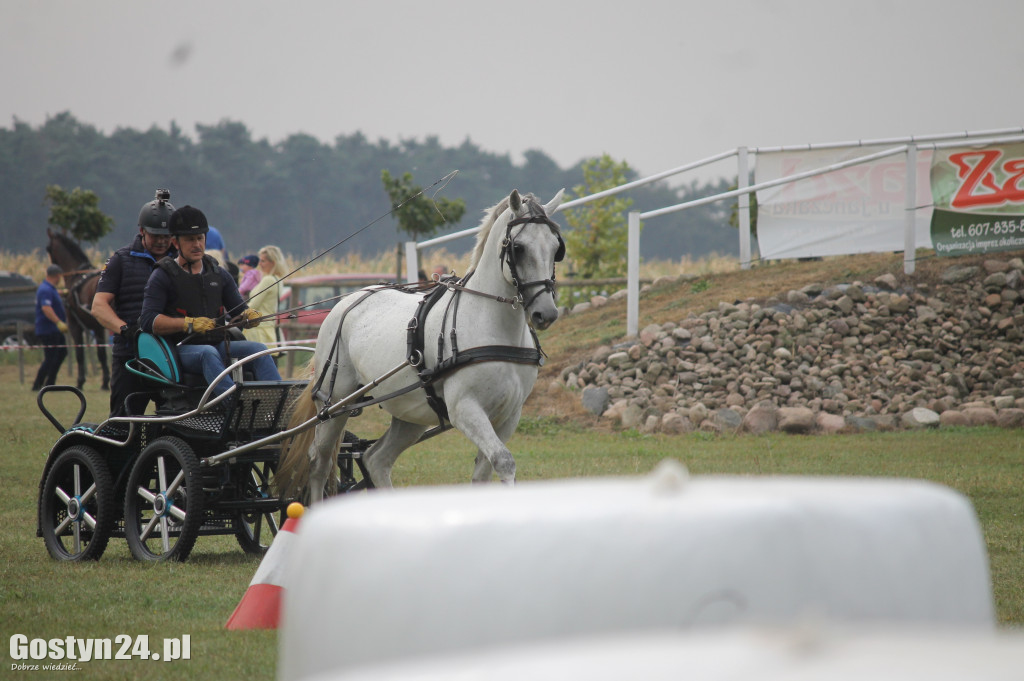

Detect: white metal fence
405,126,1024,337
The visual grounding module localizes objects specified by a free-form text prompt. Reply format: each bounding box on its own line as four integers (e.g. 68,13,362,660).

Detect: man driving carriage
139,205,281,398
92,189,178,416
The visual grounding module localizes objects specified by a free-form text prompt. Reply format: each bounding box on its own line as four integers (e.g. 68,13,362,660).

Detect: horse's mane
50,230,92,268
466,193,546,273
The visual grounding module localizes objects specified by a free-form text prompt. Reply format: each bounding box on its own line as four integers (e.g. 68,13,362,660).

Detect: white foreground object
279,462,994,680
300,628,1024,681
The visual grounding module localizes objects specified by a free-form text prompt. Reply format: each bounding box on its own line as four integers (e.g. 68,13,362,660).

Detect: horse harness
312,212,565,427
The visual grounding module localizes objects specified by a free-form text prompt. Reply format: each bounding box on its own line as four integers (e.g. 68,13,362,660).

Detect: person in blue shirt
205,224,225,252
92,190,177,415
32,264,69,390
139,205,280,398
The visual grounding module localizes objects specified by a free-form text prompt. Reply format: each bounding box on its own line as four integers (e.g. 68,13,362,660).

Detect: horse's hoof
101,384,110,391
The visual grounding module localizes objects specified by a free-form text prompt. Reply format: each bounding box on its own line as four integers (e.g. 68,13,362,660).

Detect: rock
581,386,610,416
778,407,815,434
996,409,1024,429
786,290,810,305
941,265,978,283
571,301,591,315
964,407,998,427
940,410,970,427
983,259,1011,273
845,416,878,432
640,324,663,346
641,414,661,433
714,408,743,431
621,403,644,429
816,412,846,433
742,403,778,434
874,273,899,290
688,402,709,425
661,412,692,434
607,352,630,369
901,407,940,429
562,261,1024,436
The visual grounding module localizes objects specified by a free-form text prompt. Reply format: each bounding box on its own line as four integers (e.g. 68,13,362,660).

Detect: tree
43,184,113,243
563,155,634,278
380,170,466,240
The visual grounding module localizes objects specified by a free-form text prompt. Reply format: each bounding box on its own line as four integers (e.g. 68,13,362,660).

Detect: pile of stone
558,258,1024,434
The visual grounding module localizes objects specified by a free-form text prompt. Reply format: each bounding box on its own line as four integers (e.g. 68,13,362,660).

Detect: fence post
737,146,751,270
627,211,640,337
17,319,25,384
404,241,419,283
904,144,917,275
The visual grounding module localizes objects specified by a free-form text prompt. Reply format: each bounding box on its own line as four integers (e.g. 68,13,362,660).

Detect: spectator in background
244,245,286,347
31,264,69,391
204,224,239,281
237,254,262,299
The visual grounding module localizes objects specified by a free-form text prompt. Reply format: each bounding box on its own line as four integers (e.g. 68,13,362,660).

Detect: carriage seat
125,332,255,414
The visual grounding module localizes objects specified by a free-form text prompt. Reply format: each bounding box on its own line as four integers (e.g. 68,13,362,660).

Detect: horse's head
498,189,566,330
45,227,91,273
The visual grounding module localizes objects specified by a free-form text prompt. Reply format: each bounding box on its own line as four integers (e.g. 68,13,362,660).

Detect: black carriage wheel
124,436,204,562
39,446,115,561
234,461,281,555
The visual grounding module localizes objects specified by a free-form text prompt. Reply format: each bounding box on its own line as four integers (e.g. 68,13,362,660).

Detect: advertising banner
930,143,1024,256
755,147,933,260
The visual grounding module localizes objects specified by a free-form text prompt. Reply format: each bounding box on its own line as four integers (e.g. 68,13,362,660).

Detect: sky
2,0,1023,187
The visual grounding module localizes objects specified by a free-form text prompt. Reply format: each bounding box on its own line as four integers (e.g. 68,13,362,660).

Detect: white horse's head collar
499,189,565,330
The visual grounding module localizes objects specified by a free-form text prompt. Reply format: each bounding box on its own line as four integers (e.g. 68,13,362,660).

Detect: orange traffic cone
226,502,304,630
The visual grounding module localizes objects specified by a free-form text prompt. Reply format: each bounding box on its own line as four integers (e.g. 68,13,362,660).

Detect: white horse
276,189,566,502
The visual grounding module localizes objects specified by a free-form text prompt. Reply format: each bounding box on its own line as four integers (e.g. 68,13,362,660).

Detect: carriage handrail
54,345,316,449
201,358,412,464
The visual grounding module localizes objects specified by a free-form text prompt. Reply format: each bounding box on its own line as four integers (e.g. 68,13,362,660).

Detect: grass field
1,358,1022,680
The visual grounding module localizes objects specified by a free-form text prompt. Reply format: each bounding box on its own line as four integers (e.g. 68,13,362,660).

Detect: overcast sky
3,0,1023,186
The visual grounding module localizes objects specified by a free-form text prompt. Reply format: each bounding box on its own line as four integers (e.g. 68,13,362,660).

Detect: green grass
1,364,1022,680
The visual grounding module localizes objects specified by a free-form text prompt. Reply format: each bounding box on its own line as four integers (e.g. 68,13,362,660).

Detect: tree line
0,112,737,268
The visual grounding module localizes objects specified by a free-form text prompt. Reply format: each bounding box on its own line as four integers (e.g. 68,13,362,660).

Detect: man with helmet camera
93,189,178,416
139,204,281,398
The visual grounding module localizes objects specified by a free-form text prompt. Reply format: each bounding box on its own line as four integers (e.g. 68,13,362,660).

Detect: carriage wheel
39,446,115,561
233,461,281,555
124,436,204,562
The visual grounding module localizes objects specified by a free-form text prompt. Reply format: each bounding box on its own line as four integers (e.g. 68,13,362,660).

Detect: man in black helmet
92,189,178,416
139,204,280,396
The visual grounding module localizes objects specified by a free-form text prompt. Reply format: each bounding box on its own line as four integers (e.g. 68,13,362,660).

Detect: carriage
34,339,376,562
36,188,566,562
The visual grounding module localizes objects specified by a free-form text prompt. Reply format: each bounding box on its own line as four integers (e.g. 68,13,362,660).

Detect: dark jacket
96,234,174,357
139,255,246,346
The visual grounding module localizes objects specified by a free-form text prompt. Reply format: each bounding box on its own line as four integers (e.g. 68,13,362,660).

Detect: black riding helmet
167,205,209,237
137,189,175,235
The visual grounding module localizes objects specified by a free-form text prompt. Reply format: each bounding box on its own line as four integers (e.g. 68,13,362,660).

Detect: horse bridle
501,213,566,310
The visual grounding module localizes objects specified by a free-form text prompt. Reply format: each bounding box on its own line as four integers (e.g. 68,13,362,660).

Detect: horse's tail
274,361,319,500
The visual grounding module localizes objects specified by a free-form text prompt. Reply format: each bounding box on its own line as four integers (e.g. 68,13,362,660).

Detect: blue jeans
177,340,281,396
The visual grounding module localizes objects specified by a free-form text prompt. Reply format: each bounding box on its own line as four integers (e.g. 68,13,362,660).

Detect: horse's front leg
450,401,517,485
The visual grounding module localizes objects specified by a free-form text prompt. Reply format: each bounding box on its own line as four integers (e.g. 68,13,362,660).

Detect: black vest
102,235,165,357
157,255,227,345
